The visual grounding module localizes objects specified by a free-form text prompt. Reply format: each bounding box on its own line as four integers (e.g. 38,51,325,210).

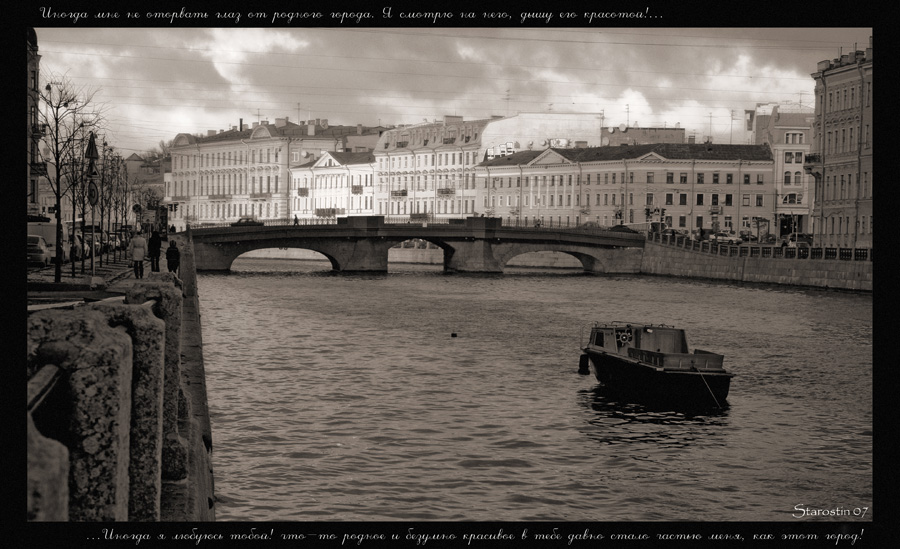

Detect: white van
27,222,70,263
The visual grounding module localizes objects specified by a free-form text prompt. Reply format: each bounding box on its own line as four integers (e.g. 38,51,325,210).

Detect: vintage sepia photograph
25,9,875,545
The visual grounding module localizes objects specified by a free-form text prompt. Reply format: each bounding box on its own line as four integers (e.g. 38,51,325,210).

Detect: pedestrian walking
166,240,181,275
293,215,299,226
128,231,147,279
148,230,162,272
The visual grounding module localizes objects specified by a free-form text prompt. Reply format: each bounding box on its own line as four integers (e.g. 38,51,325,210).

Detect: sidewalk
27,253,173,307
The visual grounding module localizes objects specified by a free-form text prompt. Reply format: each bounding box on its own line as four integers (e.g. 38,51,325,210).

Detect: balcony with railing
391,189,408,197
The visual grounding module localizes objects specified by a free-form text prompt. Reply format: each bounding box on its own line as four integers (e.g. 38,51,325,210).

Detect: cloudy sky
34,26,872,156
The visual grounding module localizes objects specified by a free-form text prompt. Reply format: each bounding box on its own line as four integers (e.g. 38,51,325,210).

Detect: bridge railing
646,231,873,262
188,215,645,243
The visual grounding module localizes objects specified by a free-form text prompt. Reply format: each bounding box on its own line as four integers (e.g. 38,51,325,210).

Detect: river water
197,258,872,522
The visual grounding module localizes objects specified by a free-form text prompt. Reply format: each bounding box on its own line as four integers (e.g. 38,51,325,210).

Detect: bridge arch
235,246,340,271
492,242,636,273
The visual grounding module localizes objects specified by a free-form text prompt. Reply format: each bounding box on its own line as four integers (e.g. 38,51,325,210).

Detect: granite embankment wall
640,238,872,292
245,243,872,291
26,232,215,521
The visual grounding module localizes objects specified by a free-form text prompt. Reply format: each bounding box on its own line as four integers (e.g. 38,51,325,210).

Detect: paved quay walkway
27,254,176,309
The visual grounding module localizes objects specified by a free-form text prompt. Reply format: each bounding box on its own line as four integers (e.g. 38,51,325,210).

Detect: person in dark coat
166,240,180,274
148,230,162,272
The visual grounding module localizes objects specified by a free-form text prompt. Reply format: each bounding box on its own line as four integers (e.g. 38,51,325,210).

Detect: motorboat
580,322,733,408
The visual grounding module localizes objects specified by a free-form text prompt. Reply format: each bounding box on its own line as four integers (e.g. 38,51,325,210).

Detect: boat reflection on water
583,382,732,418
577,385,732,448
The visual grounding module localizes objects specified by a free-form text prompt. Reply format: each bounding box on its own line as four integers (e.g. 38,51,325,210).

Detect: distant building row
165,113,818,240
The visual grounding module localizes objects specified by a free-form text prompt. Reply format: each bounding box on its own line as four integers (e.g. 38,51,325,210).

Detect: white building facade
473,143,775,235
754,105,814,237
167,118,381,229
291,152,376,218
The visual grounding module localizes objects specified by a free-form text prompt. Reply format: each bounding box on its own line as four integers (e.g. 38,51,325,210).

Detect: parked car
783,232,813,245
83,233,102,256
27,235,52,267
69,234,88,261
709,231,742,244
661,228,684,237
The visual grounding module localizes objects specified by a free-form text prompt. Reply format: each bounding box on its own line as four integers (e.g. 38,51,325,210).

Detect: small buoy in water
578,354,591,375
451,333,457,338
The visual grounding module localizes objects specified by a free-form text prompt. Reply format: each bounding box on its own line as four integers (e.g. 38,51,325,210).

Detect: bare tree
37,72,106,282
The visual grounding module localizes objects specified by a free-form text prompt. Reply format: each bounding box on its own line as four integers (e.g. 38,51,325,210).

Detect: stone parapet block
125,280,188,481
27,412,69,521
27,309,133,521
88,303,166,521
148,271,183,291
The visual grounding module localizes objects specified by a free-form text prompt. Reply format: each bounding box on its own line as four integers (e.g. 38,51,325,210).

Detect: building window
646,193,654,205
742,194,750,206
744,174,750,185
726,173,733,184
696,194,704,206
697,173,704,184
679,194,687,206
756,194,763,207
712,173,719,184
647,172,654,184
679,173,687,184
757,174,764,185
711,194,719,206
784,172,791,185
665,193,673,205
785,152,793,164
666,172,674,184
725,194,733,206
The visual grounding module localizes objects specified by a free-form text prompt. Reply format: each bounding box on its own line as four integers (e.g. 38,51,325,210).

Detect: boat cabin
585,323,725,372
588,323,688,354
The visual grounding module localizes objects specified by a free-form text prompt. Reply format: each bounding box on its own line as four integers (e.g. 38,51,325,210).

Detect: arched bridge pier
189,216,645,274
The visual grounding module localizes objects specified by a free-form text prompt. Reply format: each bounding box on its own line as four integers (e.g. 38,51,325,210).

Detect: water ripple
199,258,872,521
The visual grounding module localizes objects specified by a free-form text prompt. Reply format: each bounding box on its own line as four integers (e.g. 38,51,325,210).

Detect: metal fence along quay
647,231,872,262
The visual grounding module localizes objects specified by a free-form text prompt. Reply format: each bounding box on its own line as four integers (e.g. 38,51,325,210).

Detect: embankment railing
646,231,872,262
27,272,192,521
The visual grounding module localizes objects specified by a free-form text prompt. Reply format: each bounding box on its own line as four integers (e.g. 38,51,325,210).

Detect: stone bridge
188,216,646,273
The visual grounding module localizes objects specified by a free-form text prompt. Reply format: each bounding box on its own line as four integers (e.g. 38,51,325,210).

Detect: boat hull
584,349,732,408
